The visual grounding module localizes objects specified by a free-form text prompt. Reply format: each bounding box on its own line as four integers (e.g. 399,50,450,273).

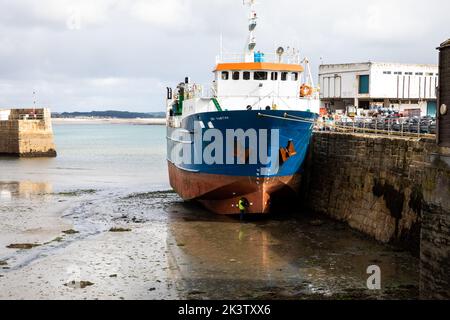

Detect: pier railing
8,114,45,121
316,117,437,139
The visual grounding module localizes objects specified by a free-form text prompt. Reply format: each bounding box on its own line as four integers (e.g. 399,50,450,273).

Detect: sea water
0,123,169,194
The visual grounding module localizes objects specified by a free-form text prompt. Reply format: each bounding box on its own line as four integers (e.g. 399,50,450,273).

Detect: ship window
394,71,403,75
232,71,240,80
383,71,392,75
291,72,299,81
271,72,278,81
426,72,434,76
281,72,288,81
243,72,251,80
221,71,229,80
254,71,268,80
415,72,424,76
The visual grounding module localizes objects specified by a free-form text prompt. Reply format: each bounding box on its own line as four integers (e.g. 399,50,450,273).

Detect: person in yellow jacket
238,198,249,221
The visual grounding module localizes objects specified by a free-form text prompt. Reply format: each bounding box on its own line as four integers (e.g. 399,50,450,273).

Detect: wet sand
0,186,419,300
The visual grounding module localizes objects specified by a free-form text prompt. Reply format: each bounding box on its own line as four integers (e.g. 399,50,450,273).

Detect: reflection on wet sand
0,181,52,201
166,201,420,300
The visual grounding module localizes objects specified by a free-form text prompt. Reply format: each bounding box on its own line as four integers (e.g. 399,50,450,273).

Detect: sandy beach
52,118,166,126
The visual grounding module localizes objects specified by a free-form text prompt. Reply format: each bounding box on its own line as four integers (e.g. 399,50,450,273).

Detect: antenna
33,90,37,113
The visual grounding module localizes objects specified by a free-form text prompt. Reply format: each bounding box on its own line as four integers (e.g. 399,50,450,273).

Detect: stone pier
304,131,450,299
0,108,57,157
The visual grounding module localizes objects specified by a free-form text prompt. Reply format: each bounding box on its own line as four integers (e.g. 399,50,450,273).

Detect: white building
0,109,11,121
319,62,439,117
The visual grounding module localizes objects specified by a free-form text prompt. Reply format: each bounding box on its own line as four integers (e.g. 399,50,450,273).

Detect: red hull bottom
168,162,302,215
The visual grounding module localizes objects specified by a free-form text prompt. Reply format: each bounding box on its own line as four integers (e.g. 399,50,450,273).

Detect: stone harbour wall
420,152,450,299
0,108,56,157
0,120,20,154
304,131,450,299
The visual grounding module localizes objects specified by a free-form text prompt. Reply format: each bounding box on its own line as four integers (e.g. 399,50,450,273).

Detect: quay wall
304,131,450,299
0,108,56,157
420,152,450,299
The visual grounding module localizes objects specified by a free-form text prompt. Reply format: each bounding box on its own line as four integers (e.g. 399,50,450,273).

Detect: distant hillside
52,111,165,119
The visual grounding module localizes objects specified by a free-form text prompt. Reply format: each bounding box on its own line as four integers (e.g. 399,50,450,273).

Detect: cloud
0,0,117,30
130,0,195,30
0,0,448,112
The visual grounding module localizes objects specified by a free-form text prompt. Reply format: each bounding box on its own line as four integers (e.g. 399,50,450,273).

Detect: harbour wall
304,131,450,299
0,108,57,157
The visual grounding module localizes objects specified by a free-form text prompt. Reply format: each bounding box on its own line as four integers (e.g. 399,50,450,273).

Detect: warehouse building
319,62,439,117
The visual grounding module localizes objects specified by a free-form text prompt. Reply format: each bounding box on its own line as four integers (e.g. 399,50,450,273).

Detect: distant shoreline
52,118,166,125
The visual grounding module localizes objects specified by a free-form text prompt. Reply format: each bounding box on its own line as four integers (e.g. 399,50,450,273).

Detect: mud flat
0,187,420,300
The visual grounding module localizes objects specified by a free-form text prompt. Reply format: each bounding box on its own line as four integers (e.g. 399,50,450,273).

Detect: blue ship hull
167,110,316,214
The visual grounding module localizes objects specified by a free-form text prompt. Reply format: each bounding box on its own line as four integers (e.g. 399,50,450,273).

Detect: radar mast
244,0,257,62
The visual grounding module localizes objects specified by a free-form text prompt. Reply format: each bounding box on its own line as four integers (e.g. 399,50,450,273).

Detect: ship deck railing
216,53,302,65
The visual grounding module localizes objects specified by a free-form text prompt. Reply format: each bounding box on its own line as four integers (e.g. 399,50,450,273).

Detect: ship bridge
212,57,310,111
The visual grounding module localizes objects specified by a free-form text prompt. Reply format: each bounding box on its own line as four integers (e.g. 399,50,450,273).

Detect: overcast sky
0,0,448,112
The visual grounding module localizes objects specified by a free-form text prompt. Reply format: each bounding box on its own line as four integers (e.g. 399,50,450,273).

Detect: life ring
300,84,313,97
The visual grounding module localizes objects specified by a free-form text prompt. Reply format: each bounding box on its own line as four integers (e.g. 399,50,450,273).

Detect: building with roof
319,62,439,117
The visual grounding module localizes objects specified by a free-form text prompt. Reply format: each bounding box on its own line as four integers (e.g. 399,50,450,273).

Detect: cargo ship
166,0,319,215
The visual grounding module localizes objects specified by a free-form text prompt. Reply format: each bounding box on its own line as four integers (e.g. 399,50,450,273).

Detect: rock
79,281,94,289
0,260,7,266
109,274,118,278
64,281,94,289
109,227,132,233
148,288,156,291
188,290,206,295
310,220,325,227
62,229,79,235
7,243,41,250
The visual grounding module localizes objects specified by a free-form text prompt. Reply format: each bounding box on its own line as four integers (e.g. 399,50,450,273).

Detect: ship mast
244,0,257,62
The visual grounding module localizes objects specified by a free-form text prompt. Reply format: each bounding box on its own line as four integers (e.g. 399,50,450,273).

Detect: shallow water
0,123,169,193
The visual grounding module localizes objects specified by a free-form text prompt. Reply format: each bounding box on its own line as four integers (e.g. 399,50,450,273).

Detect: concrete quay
0,108,57,157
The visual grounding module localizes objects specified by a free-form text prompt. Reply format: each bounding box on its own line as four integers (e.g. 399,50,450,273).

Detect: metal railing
316,117,437,139
216,52,301,65
8,114,45,121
